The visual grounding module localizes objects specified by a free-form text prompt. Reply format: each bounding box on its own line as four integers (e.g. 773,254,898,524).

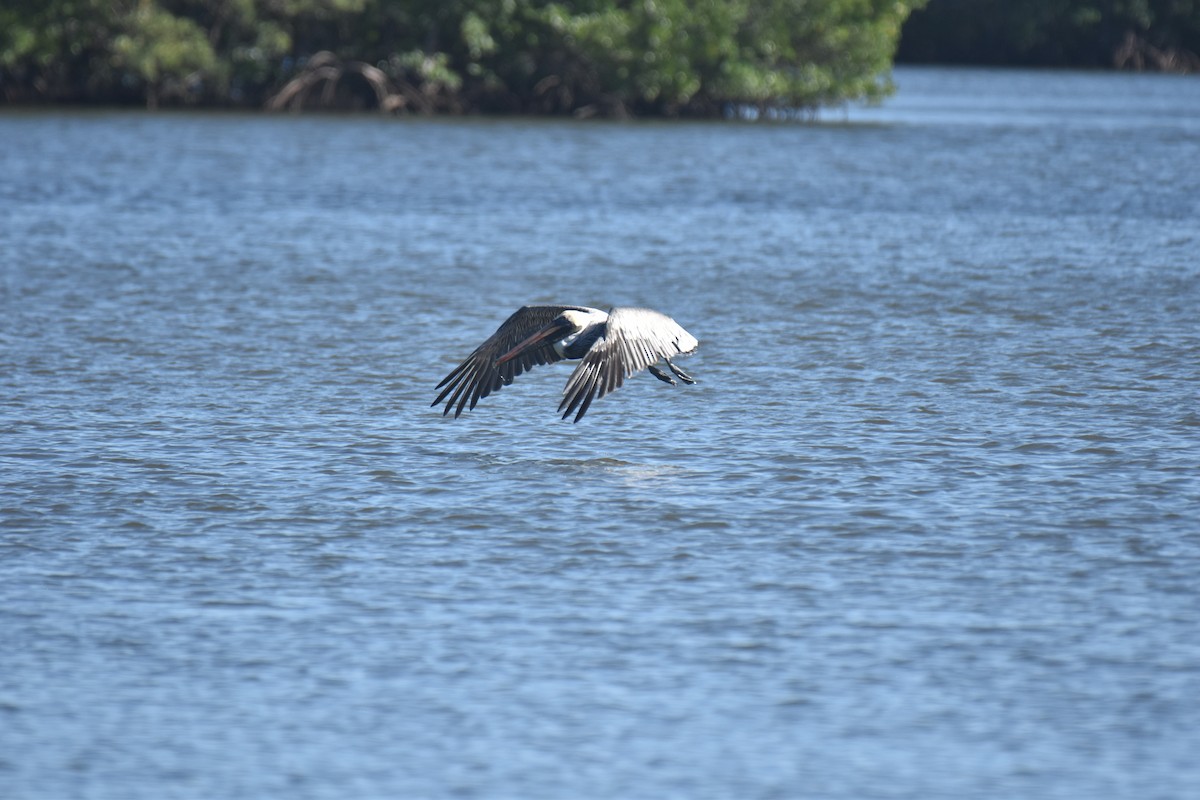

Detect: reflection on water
2,67,1200,799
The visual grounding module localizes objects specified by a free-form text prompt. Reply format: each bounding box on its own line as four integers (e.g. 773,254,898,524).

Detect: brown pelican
433,305,698,422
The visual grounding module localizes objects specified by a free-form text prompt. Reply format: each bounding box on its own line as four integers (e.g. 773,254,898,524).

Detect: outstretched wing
558,307,698,423
433,305,593,418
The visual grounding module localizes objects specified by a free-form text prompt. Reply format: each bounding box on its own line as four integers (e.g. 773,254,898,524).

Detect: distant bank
897,0,1199,73
1,1,1195,115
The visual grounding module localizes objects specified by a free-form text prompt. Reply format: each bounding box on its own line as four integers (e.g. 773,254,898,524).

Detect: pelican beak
497,319,573,364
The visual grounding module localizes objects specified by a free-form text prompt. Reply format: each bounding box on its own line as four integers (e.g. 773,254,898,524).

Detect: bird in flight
433,305,698,422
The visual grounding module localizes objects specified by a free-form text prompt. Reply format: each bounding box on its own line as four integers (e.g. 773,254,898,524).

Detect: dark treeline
0,0,923,115
2,2,1196,116
898,0,1200,72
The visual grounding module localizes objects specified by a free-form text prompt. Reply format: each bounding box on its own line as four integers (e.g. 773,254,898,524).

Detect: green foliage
112,4,218,106
0,0,125,101
2,0,930,114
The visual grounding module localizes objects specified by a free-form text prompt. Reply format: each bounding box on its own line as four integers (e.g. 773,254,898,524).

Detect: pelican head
497,308,603,364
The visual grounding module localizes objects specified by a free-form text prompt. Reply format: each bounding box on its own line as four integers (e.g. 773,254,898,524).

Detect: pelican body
433,305,698,422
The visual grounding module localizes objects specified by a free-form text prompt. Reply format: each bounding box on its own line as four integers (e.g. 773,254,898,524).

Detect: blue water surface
2,67,1199,799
